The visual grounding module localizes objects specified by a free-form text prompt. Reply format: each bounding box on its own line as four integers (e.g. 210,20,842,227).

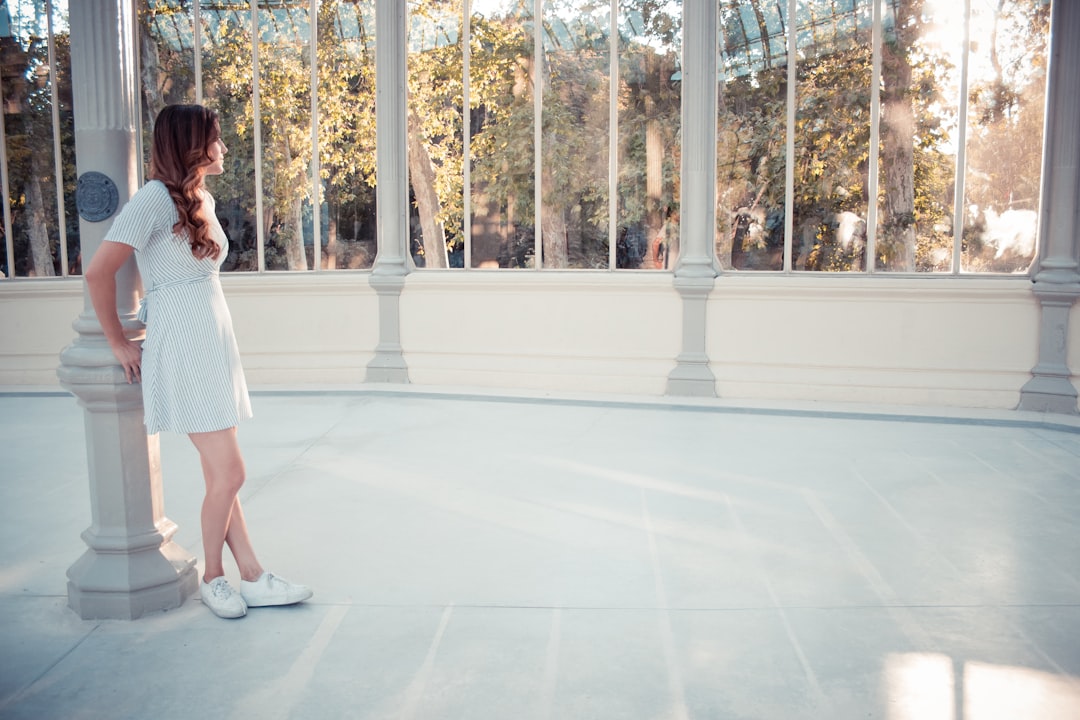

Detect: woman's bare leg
189,427,264,583
222,497,263,581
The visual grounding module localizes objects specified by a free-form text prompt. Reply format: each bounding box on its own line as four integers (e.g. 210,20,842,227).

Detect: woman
85,104,311,619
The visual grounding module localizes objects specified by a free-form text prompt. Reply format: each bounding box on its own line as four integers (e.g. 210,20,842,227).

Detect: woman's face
206,129,227,176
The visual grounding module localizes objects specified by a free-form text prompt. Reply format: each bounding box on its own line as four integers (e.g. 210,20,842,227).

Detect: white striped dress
105,180,252,435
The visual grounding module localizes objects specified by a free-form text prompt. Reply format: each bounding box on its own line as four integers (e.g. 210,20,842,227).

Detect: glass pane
5,1,64,277
201,4,259,272
258,3,314,271
960,0,1048,273
716,0,787,271
468,0,535,268
877,0,959,272
56,4,78,276
540,0,610,269
319,0,377,270
408,0,463,269
792,0,872,272
617,0,681,270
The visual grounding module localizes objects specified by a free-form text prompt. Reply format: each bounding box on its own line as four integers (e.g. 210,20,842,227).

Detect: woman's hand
110,338,143,384
85,241,143,383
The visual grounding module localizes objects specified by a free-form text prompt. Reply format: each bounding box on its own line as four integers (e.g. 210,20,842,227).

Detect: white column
56,0,197,619
1018,0,1080,413
366,0,410,383
666,1,718,397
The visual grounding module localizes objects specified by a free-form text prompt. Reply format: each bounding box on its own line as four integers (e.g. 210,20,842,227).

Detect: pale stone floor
1,388,1079,720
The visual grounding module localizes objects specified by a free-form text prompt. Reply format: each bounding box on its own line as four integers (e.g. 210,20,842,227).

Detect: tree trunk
541,203,568,269
641,67,666,269
26,167,54,276
138,0,167,123
407,109,447,268
880,9,918,271
279,133,307,271
287,194,306,270
22,105,54,277
325,210,338,269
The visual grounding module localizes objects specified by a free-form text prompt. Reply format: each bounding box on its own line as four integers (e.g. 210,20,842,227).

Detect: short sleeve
103,180,176,252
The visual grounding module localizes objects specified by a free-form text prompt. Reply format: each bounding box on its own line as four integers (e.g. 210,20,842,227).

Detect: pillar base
366,355,410,383
67,540,197,620
366,267,410,384
1019,273,1080,415
59,318,199,620
666,269,717,398
666,354,717,397
1017,374,1079,414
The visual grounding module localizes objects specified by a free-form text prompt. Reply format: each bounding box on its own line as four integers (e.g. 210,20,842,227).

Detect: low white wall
222,273,379,386
707,275,1041,408
0,273,381,388
0,279,85,386
0,271,1074,412
400,272,681,395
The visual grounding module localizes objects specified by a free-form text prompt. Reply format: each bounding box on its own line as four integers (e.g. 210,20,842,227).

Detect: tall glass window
617,2,681,270
792,0,873,273
467,0,536,269
257,2,315,270
716,0,790,271
717,0,1050,274
1,0,74,278
877,0,956,272
407,0,681,270
0,1,1052,281
316,2,378,270
407,0,466,268
138,0,378,274
959,0,1049,273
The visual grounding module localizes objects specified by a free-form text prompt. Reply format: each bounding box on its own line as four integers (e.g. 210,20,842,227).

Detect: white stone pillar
666,1,718,397
366,0,410,383
56,0,196,619
1018,0,1080,414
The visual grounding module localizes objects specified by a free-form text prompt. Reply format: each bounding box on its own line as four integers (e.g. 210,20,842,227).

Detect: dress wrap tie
137,274,214,323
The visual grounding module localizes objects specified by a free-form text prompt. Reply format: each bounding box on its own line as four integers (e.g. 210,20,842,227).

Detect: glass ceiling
719,0,901,78
146,1,375,51
147,1,901,77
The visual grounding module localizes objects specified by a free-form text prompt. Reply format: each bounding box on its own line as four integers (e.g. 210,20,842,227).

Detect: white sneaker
240,571,313,607
200,576,247,618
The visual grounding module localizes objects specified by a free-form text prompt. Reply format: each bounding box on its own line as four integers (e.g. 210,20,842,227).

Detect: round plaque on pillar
76,171,119,222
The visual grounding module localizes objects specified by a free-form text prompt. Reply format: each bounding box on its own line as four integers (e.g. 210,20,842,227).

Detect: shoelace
210,580,234,599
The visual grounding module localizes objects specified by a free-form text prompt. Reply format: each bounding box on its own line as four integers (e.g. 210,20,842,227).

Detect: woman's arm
84,241,142,384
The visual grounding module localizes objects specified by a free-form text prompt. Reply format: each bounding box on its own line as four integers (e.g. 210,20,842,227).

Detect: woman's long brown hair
148,104,220,260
